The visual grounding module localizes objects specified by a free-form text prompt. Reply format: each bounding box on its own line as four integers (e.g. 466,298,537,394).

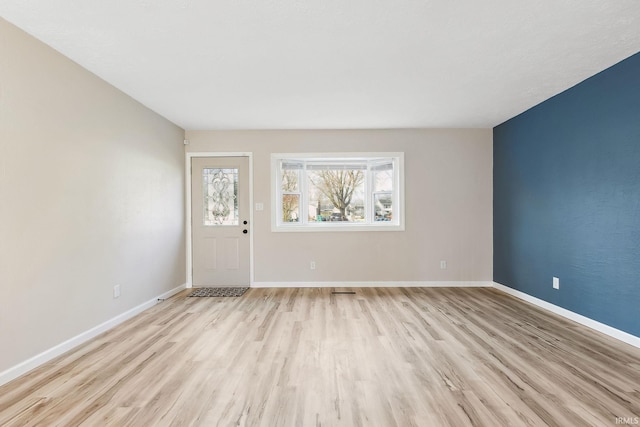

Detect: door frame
185,152,254,288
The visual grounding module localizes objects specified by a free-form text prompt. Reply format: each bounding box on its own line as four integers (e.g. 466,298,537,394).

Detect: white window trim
271,152,405,232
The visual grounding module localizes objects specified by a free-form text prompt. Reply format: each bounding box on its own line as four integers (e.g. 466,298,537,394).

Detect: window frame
271,152,405,232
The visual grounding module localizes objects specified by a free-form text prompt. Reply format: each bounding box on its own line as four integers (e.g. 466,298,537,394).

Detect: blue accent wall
493,52,640,337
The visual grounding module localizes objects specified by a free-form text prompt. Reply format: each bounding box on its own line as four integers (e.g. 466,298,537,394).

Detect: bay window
272,153,404,231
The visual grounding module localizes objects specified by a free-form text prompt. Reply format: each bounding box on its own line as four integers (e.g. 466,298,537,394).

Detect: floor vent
332,291,356,295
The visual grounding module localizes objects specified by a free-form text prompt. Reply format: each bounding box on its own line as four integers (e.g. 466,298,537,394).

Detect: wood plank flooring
1,287,639,426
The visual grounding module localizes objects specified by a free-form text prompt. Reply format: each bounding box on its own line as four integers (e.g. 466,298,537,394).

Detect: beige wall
0,19,186,374
186,129,492,284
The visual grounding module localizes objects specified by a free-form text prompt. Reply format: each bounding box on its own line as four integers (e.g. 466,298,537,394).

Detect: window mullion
301,161,308,225
365,164,372,224
277,161,283,226
393,158,399,224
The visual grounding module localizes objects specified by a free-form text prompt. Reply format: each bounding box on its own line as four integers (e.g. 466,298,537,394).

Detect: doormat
188,287,249,297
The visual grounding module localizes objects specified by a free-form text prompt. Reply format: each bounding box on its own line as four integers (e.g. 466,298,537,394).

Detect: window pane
281,168,300,192
307,168,365,222
203,168,238,226
373,167,393,192
374,192,393,221
282,194,300,222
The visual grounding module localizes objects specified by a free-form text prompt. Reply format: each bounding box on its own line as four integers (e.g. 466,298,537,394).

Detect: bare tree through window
309,169,364,221
281,169,300,222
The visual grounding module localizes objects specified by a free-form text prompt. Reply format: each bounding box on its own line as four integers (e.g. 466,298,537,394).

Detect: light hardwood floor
1,287,639,426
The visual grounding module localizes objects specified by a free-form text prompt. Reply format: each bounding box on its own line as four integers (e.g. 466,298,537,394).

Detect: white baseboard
492,282,640,349
251,281,494,288
0,283,186,387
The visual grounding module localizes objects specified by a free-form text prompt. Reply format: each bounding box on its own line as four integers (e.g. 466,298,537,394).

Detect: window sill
272,222,405,232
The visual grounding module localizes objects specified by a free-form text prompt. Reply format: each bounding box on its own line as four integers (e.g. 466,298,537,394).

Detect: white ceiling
1,1,639,130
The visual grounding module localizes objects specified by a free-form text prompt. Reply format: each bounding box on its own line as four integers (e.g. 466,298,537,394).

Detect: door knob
243,229,248,234
243,220,248,225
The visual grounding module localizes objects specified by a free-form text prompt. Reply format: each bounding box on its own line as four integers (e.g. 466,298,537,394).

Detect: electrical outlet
310,261,316,270
553,277,559,290
440,260,447,269
114,285,121,299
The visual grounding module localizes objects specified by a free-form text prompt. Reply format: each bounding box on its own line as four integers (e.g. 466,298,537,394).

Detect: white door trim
185,152,254,288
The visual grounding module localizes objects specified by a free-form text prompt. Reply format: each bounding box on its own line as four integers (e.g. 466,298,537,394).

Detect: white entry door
191,156,250,287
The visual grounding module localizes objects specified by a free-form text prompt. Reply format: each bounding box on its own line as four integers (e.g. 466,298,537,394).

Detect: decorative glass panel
203,168,238,226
